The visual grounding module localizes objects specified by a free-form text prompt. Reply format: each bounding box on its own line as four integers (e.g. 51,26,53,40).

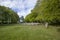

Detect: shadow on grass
57,28,60,32
51,24,60,32
0,23,19,28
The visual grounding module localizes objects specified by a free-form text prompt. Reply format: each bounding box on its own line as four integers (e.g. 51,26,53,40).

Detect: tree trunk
45,22,48,28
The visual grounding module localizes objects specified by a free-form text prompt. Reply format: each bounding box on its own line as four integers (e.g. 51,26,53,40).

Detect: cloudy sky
0,0,37,17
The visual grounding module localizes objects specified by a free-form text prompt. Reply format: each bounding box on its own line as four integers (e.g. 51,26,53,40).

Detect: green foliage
25,12,38,22
0,6,19,24
25,0,60,24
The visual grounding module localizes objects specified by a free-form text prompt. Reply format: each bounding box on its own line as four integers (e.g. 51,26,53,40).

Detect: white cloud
0,0,37,17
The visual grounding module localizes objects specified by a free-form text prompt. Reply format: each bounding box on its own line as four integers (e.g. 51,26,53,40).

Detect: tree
25,0,60,27
0,6,19,24
20,16,24,23
25,12,38,22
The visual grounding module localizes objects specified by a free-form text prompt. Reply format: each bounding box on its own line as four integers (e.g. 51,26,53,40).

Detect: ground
0,24,60,40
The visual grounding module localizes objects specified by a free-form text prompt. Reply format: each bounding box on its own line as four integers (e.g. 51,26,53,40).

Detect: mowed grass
0,24,60,40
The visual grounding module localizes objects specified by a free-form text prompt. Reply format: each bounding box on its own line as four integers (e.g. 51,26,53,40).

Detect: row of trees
0,6,19,24
25,0,60,24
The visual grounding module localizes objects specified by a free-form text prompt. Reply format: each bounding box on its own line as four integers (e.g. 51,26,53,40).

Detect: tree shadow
57,28,60,32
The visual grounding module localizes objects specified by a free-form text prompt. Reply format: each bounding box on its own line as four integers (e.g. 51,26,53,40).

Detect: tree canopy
0,6,19,24
25,0,60,24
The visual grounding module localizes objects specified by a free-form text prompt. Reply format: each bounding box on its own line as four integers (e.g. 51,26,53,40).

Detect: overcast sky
0,0,37,17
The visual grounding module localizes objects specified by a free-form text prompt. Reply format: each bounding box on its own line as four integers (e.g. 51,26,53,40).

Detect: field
0,24,60,40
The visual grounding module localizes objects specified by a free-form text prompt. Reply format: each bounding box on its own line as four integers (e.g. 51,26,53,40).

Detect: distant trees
20,16,24,23
25,0,60,25
0,6,19,24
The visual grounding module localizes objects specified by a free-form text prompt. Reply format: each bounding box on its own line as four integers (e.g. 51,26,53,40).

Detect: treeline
0,6,19,24
25,0,60,24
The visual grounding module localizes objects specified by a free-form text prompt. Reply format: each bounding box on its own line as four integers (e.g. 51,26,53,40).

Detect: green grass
0,24,60,40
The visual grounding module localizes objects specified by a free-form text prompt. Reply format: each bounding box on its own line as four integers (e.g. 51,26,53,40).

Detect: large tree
0,6,19,24
25,0,60,24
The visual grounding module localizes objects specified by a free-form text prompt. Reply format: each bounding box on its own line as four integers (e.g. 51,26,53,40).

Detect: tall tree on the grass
25,0,60,28
36,0,60,28
0,6,19,24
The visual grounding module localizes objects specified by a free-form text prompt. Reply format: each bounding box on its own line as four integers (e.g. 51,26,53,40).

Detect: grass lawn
0,24,60,40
